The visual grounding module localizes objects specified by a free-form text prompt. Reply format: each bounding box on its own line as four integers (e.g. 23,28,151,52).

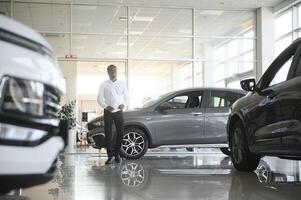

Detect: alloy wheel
120,163,145,188
232,128,243,164
122,132,145,157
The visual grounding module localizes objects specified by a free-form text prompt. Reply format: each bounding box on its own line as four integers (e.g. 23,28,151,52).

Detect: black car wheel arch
230,121,260,172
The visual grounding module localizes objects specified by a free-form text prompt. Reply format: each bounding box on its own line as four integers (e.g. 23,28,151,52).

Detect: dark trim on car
0,28,53,58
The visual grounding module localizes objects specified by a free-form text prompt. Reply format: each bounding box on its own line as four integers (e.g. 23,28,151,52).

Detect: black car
227,38,301,171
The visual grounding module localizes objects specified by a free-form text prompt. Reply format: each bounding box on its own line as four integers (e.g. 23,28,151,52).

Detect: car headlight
94,120,104,127
1,76,44,116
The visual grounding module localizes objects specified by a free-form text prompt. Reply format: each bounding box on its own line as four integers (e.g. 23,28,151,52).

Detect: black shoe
115,154,121,163
105,157,115,165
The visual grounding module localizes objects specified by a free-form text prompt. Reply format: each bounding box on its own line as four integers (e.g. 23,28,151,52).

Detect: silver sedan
87,88,246,159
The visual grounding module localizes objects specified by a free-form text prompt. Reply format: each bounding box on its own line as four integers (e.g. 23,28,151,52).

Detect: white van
0,15,67,193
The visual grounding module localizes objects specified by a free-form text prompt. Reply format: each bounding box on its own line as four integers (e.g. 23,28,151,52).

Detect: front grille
44,86,61,118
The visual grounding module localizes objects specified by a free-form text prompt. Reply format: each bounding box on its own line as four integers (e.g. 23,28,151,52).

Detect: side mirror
240,78,256,92
157,102,173,111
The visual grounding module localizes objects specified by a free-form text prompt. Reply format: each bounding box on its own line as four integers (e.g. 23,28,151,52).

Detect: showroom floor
1,148,301,200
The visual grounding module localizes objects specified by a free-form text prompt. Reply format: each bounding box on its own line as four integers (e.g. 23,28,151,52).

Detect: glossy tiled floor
1,149,301,200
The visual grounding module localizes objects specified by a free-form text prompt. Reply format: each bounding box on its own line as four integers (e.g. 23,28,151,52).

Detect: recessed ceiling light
133,16,154,22
199,10,224,15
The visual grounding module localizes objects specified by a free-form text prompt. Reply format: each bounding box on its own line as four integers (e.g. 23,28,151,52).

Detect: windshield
141,91,174,108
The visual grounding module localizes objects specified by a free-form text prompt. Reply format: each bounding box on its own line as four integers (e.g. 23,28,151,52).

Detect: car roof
169,87,246,95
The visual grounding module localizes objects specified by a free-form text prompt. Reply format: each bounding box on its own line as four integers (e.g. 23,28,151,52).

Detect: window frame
257,40,301,90
156,90,204,111
207,90,241,108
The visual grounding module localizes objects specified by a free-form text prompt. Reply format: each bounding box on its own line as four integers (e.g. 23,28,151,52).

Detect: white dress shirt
97,79,128,113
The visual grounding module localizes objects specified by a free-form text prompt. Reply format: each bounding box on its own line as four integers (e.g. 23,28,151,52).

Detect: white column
256,7,275,80
59,60,77,104
203,44,215,87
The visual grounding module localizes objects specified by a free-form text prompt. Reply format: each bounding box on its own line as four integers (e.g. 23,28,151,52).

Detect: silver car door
154,91,205,145
205,90,242,144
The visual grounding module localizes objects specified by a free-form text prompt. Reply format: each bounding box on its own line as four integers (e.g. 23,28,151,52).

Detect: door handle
268,92,278,99
191,112,203,116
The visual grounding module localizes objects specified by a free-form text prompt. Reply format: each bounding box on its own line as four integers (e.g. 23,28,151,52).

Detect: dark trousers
104,110,124,158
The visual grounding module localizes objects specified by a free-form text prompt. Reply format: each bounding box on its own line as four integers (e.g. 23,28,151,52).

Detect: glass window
275,10,292,38
275,35,293,56
129,61,192,108
195,10,255,37
194,62,203,87
209,91,239,108
167,91,203,109
72,35,127,59
13,3,70,32
167,96,188,109
227,81,241,89
0,2,11,17
298,6,301,28
270,57,292,87
72,5,127,34
214,64,225,82
129,7,192,36
76,61,126,95
130,36,192,59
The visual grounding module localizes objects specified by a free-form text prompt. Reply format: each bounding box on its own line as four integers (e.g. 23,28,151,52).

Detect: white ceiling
9,0,287,10
0,0,288,59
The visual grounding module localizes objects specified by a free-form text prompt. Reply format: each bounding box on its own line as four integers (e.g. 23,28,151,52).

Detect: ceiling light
133,16,154,22
43,33,64,38
199,10,224,15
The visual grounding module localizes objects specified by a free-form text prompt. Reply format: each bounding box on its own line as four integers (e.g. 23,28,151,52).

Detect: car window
258,41,299,90
165,91,203,110
269,57,293,87
209,91,240,108
167,96,188,109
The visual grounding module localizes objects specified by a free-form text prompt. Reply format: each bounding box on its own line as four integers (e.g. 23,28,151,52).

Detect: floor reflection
1,153,301,200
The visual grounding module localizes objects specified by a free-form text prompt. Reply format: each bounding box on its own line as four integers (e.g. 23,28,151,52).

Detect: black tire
230,121,260,172
220,147,231,156
120,127,149,159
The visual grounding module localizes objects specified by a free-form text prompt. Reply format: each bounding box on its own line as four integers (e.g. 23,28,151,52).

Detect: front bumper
0,112,68,175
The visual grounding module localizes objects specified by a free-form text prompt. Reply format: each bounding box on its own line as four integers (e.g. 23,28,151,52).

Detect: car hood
0,16,64,92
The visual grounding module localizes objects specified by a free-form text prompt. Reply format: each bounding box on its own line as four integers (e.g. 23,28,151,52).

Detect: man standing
97,65,128,164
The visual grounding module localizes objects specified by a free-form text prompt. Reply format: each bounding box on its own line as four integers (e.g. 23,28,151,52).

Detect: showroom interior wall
1,0,291,122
